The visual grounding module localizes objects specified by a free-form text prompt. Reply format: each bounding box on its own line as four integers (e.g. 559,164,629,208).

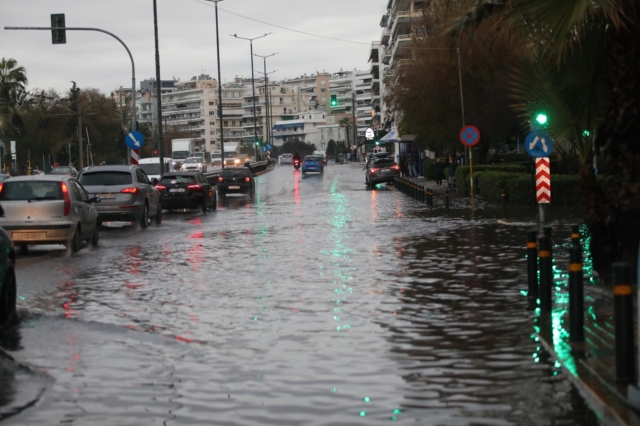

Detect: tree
0,58,28,109
392,0,525,163
447,0,640,276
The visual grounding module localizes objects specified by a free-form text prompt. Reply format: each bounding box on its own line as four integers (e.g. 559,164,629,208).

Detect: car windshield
221,169,249,178
282,154,292,158
161,175,196,184
51,167,72,174
172,151,190,159
185,158,200,163
224,152,238,159
211,154,221,160
79,171,133,186
139,163,161,175
0,181,62,201
305,156,322,162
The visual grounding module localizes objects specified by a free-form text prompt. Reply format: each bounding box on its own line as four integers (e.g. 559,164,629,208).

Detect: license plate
382,168,391,172
13,232,46,240
169,188,186,193
308,167,316,170
228,186,240,189
97,193,116,199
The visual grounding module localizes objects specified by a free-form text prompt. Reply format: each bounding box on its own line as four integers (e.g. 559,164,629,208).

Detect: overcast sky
1,0,387,96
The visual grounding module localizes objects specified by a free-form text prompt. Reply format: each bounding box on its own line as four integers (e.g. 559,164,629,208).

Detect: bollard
429,188,434,207
538,235,553,313
613,262,635,383
527,230,539,300
570,223,580,247
444,189,449,209
421,186,426,204
543,225,552,238
501,188,507,209
568,244,584,341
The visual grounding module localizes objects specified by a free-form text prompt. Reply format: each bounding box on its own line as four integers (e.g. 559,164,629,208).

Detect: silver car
181,157,207,173
78,165,162,228
0,175,100,253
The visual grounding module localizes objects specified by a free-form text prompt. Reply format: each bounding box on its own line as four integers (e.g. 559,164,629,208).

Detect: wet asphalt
0,163,598,425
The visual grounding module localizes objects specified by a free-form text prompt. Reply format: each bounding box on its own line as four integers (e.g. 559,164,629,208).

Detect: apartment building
271,111,328,148
328,69,374,141
379,0,425,129
369,42,384,130
161,74,217,152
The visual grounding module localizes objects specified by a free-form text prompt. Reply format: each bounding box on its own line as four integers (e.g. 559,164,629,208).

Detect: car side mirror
151,178,159,185
89,197,101,203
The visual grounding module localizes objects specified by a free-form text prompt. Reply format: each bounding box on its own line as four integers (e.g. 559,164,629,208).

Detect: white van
138,157,172,181
313,150,327,165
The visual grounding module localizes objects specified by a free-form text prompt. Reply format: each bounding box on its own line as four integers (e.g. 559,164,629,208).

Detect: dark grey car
78,165,162,228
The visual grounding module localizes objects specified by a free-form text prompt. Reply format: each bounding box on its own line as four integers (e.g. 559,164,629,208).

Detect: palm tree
0,58,28,110
447,1,639,275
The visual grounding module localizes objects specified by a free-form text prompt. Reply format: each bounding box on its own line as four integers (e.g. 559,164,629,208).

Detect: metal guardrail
202,160,272,185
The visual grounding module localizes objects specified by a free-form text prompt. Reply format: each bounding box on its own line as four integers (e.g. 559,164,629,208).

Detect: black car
217,167,255,197
0,226,16,324
156,172,217,213
365,157,399,188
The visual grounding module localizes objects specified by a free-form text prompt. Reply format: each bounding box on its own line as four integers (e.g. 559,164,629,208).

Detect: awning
273,124,284,131
380,130,401,142
273,122,302,131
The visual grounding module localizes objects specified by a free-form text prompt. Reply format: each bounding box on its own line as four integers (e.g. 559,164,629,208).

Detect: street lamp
152,0,165,176
231,32,271,160
255,52,278,149
204,0,225,168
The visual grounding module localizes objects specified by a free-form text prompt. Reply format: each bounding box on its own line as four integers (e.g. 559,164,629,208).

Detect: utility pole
152,0,165,176
352,92,357,160
76,87,84,169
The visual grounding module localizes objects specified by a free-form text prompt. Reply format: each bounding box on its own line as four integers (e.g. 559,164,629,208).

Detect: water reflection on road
0,163,597,425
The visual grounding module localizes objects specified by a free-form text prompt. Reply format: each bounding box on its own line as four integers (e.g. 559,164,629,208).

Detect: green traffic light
535,113,548,126
583,130,591,137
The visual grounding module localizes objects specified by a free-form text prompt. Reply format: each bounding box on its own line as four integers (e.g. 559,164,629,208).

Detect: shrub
476,172,582,205
455,164,528,195
422,158,446,180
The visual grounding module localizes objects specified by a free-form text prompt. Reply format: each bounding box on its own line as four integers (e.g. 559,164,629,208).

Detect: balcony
381,28,391,44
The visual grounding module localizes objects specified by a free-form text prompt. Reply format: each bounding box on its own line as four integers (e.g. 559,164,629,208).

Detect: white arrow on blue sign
125,131,145,150
525,130,554,158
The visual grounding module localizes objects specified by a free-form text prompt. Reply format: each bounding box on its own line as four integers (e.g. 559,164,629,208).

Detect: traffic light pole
4,25,137,162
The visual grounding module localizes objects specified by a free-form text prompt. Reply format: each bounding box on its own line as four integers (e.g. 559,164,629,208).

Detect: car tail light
371,168,380,174
245,177,250,182
61,182,71,216
155,185,167,191
218,177,223,182
391,165,399,170
187,184,201,190
0,183,3,194
121,187,140,195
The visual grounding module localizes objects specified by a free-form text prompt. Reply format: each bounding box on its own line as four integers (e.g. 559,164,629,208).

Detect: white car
181,157,207,173
280,153,293,165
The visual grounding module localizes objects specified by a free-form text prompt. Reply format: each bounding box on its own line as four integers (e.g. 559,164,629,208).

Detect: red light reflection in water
189,217,203,226
59,281,79,319
187,240,204,272
370,190,378,221
294,170,300,204
120,246,142,275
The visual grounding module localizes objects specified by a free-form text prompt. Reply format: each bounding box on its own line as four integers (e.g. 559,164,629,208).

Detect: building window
224,121,229,126
209,101,214,106
210,121,215,125
232,120,236,126
209,111,215,115
321,88,326,92
210,130,215,135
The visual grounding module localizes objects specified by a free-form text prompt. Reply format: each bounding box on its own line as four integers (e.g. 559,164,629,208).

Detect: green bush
422,158,446,180
474,172,582,205
455,164,528,195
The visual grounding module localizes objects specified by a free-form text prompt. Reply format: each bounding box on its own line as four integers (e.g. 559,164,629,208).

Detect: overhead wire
193,0,371,46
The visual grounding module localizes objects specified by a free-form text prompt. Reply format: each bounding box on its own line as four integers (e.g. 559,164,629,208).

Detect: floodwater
0,163,598,425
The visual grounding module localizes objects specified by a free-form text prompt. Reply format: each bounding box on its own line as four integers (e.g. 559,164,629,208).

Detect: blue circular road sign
459,125,480,147
525,130,554,158
125,131,145,150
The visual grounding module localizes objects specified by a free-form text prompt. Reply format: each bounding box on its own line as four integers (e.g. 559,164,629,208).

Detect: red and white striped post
536,157,551,222
131,149,139,165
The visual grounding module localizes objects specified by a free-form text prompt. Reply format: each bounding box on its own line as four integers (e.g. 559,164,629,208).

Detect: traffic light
255,141,260,147
535,112,548,126
51,14,66,45
583,130,591,137
330,94,337,107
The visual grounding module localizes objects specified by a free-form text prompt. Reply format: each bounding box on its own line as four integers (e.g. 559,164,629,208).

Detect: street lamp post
204,0,225,168
255,52,278,151
231,32,270,161
152,0,165,176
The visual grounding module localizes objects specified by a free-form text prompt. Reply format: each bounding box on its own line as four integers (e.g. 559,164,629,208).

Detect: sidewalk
395,175,451,196
392,173,640,424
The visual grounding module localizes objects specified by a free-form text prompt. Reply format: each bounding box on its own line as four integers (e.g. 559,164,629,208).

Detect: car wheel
91,222,99,247
139,203,149,229
0,259,17,323
71,225,81,253
155,203,163,226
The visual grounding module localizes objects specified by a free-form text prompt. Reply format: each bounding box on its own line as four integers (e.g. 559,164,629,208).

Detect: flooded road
1,163,597,425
